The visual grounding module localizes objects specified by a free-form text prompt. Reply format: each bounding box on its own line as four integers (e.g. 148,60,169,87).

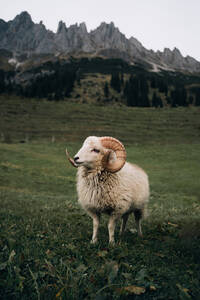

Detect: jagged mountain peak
17,11,31,18
90,21,129,54
93,21,119,35
57,21,67,34
79,22,87,33
67,22,88,34
0,11,200,72
173,47,182,56
98,21,115,28
13,11,33,26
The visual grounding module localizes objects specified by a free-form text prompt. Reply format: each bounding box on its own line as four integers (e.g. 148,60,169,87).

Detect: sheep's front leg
108,214,119,244
88,211,100,244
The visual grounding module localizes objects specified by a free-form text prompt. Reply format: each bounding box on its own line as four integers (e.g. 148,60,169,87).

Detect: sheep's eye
92,148,100,153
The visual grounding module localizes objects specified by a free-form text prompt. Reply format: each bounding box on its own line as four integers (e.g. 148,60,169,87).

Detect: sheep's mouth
75,161,83,166
66,148,88,168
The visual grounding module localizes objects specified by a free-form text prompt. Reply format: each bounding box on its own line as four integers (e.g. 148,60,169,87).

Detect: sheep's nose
74,156,79,162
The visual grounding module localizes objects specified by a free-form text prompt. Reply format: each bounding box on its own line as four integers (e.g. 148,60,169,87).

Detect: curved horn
66,148,78,168
100,137,126,173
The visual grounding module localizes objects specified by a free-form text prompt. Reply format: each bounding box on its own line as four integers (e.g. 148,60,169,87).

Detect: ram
66,136,149,244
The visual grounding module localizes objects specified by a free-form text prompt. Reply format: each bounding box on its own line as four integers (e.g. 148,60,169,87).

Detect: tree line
0,57,200,107
109,71,200,107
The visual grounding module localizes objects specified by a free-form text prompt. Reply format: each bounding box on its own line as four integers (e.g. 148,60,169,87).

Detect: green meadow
0,96,200,299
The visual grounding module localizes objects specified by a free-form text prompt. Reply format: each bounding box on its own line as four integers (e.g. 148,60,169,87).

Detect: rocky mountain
0,11,200,73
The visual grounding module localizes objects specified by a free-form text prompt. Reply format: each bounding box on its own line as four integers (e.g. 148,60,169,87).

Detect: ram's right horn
66,148,78,168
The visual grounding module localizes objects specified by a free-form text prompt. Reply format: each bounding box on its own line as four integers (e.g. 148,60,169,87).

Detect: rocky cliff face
0,11,200,72
54,21,95,53
0,12,55,53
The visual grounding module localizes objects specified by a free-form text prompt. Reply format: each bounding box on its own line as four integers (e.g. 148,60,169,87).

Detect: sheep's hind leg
108,214,120,245
134,209,143,237
88,212,100,244
119,213,129,236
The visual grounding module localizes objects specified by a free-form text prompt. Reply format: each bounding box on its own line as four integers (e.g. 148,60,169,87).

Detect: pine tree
195,90,200,106
104,82,109,98
0,70,5,93
152,92,158,108
150,76,156,88
110,72,121,93
152,92,163,108
188,95,194,105
171,90,177,107
120,72,124,86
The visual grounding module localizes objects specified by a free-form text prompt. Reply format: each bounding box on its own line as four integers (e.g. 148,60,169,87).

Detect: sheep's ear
107,150,116,164
101,150,112,169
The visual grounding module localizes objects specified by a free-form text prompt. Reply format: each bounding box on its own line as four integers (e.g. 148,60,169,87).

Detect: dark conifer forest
0,57,200,107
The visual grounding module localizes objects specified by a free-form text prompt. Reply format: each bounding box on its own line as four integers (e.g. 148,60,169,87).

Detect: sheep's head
66,136,126,173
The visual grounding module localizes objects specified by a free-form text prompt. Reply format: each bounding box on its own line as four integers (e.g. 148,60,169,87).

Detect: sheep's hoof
119,230,125,236
90,239,97,244
109,240,115,246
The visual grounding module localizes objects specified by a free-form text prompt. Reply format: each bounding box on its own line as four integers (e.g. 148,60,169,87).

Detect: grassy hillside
0,96,200,299
1,95,200,144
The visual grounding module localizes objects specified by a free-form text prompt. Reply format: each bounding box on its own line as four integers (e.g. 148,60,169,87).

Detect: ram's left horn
66,148,78,168
100,137,126,173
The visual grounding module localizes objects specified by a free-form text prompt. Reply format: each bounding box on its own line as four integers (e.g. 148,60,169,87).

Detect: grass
0,96,200,299
1,95,200,144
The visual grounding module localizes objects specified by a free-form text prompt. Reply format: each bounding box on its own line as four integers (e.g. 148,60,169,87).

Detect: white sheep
66,136,149,244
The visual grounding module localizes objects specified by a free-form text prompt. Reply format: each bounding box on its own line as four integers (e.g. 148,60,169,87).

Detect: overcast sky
1,0,200,61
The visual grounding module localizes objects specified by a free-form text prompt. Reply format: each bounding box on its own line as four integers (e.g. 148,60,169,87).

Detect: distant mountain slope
0,55,200,108
0,11,200,73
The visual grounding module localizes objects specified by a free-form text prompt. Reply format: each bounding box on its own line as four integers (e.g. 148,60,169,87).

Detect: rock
0,11,200,72
90,22,129,52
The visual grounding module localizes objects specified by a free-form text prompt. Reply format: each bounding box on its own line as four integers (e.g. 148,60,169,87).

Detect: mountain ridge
0,11,200,73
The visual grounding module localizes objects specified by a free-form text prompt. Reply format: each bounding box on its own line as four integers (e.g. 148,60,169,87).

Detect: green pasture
0,97,200,299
